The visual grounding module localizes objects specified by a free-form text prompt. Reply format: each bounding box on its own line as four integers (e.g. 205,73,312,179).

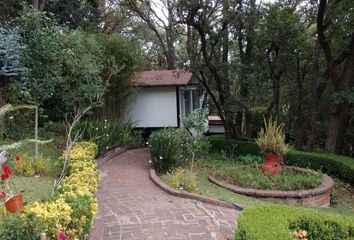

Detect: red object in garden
5,194,23,213
15,156,20,161
262,153,282,176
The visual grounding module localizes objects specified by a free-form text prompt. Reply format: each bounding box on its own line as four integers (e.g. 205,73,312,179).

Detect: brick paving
90,148,239,240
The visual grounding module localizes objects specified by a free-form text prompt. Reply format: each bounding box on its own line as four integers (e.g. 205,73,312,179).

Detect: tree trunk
306,41,325,149
0,80,5,138
325,103,351,153
325,35,354,153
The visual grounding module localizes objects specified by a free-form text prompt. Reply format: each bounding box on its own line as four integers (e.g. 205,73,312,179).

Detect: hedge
208,135,354,184
209,135,260,156
235,205,354,240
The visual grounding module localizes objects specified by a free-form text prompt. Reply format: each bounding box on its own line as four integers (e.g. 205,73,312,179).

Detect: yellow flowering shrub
26,141,99,239
28,198,73,238
69,142,97,160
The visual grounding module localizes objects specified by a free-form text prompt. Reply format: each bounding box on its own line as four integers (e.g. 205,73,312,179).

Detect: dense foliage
235,205,354,240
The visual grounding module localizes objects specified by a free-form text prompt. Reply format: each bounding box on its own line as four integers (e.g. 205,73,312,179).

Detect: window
180,88,202,118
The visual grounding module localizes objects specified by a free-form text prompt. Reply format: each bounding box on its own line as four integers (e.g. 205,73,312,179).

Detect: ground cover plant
235,205,354,240
209,159,322,191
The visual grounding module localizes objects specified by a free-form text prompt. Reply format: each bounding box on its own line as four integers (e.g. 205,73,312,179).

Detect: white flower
106,146,109,149
159,156,163,159
149,160,152,163
145,141,149,145
8,116,14,120
95,128,99,131
104,119,107,122
106,134,109,137
104,126,107,129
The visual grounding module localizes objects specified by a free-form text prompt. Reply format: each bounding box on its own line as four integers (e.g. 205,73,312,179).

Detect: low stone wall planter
208,167,334,208
149,168,244,210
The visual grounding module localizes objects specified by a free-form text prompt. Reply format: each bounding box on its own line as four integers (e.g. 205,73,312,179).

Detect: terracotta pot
262,153,282,176
5,195,23,213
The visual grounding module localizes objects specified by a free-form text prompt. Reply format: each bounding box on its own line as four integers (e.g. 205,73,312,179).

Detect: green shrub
239,154,263,164
64,194,94,236
0,212,44,240
290,216,354,240
235,205,354,240
14,153,50,176
209,135,260,157
149,128,188,173
284,150,354,184
170,167,197,192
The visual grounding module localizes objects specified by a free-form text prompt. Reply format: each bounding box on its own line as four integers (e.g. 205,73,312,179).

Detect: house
124,70,203,131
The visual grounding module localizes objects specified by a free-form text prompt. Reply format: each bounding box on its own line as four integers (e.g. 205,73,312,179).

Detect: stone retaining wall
208,168,334,208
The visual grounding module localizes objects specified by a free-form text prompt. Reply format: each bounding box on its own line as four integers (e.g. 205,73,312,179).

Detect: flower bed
209,135,354,184
0,141,99,240
235,205,354,240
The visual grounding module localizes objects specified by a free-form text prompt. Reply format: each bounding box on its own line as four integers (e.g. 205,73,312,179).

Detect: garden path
89,148,239,240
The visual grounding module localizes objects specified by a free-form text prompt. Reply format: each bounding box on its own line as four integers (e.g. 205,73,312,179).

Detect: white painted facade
125,87,178,128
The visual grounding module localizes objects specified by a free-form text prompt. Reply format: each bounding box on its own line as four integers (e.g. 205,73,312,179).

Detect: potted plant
0,156,23,213
255,117,288,176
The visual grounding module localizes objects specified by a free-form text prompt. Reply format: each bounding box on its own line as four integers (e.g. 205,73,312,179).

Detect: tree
0,25,27,133
176,0,242,139
120,0,178,69
317,0,354,153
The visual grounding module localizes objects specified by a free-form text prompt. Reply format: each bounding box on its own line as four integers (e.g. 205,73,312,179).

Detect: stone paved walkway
90,148,239,240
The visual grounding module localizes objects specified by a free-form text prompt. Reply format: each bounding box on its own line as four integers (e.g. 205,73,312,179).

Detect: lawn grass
12,175,55,204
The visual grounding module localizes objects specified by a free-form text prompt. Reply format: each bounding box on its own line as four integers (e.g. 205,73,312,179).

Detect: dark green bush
209,135,354,184
284,150,354,184
235,205,354,240
290,216,354,240
209,135,260,157
0,212,44,240
149,128,188,173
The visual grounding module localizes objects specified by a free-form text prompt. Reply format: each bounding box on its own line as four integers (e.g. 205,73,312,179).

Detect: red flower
15,156,20,161
1,173,9,180
2,165,12,175
69,234,74,240
0,192,5,199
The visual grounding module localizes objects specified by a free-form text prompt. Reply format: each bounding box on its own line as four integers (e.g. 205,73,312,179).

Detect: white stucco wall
125,87,178,128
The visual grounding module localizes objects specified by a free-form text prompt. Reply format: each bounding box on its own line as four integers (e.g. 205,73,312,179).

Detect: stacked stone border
208,167,334,207
149,168,244,210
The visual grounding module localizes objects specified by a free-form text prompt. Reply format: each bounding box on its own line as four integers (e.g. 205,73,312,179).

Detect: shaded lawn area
12,175,55,204
160,156,354,218
3,136,64,203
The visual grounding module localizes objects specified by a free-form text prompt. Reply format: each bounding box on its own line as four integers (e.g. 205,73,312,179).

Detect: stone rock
0,151,9,165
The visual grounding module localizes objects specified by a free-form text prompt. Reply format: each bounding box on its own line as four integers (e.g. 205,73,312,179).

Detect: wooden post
40,233,46,240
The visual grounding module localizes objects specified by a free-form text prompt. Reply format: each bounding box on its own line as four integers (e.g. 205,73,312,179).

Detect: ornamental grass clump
255,117,288,155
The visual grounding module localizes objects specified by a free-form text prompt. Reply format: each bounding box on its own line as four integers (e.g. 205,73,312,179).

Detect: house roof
132,70,195,87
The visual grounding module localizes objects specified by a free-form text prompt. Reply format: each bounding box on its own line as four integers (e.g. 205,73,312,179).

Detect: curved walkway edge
150,168,244,211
